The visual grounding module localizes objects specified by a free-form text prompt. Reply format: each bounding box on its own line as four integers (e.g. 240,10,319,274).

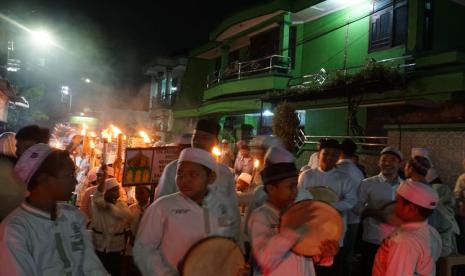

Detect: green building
170,0,465,184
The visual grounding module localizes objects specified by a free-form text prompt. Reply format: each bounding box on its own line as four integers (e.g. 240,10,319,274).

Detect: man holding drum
372,180,442,275
354,146,403,276
248,158,339,275
133,148,240,275
298,138,357,275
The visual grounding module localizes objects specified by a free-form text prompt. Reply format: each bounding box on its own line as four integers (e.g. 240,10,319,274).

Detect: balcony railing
206,55,292,88
295,129,388,155
291,55,416,89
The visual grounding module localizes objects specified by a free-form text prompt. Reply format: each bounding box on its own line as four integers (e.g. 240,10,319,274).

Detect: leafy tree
272,101,300,152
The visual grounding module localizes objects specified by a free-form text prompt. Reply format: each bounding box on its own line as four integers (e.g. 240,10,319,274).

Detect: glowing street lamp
31,30,54,48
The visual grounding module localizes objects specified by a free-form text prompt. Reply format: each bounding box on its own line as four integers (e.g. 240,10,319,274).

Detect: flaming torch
139,131,151,146
250,159,260,185
212,146,221,162
111,125,124,182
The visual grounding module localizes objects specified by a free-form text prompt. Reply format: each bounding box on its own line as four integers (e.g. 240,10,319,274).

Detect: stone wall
295,127,465,188
387,128,465,188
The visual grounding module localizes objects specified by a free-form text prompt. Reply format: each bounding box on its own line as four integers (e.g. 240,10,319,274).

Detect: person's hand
236,264,250,276
319,239,339,257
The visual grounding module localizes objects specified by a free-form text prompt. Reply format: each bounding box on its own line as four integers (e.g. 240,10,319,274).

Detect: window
289,26,297,69
369,0,408,51
423,0,433,50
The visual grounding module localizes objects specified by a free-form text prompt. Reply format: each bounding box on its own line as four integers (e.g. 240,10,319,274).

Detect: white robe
372,221,442,276
298,167,357,245
249,202,332,276
133,189,240,276
0,202,107,276
336,159,364,224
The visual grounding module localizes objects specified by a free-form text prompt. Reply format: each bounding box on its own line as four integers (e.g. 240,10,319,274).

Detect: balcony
206,55,291,88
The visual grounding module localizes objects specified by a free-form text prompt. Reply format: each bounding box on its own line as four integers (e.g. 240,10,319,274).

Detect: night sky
2,0,270,92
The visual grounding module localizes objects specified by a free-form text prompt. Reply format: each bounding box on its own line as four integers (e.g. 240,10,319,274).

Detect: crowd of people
0,120,465,276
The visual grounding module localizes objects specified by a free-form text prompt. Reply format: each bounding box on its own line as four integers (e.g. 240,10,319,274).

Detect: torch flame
110,124,122,136
90,131,96,138
212,146,221,157
254,159,260,168
101,129,111,143
80,123,88,135
139,131,151,143
90,140,95,149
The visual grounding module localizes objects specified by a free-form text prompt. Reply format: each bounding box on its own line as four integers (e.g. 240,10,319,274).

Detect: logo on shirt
171,209,190,215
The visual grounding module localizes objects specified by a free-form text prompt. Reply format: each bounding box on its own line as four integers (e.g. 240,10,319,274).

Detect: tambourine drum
180,236,245,276
380,201,402,226
280,200,343,256
307,186,340,203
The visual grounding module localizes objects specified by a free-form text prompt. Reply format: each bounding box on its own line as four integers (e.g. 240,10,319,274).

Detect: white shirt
133,190,240,276
0,202,107,276
249,202,331,276
307,152,319,169
372,221,442,276
154,159,240,225
337,159,364,224
298,167,357,245
90,191,132,253
79,185,97,221
354,173,401,244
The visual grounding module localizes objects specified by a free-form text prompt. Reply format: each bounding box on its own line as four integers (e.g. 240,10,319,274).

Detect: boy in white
0,144,107,275
298,139,357,240
249,160,338,276
133,148,240,275
372,180,442,276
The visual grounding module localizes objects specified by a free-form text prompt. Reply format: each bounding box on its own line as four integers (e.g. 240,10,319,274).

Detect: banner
122,146,179,187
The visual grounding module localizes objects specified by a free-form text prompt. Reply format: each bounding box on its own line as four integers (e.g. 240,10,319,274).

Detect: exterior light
31,30,54,47
263,110,274,117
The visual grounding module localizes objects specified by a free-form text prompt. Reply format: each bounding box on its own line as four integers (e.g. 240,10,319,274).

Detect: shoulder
151,193,183,210
162,160,178,172
57,203,86,221
0,207,30,239
249,205,271,223
362,175,380,185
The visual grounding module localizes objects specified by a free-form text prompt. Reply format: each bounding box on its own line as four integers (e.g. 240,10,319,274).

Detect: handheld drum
180,236,245,276
307,186,340,203
280,200,343,256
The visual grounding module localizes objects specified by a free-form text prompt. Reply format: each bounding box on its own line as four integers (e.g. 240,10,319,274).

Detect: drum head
280,200,343,256
307,186,339,203
181,236,245,276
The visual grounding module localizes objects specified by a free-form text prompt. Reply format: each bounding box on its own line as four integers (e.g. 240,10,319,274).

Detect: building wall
387,127,465,188
177,57,215,109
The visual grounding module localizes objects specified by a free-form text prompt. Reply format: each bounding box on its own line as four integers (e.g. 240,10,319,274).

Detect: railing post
238,62,241,80
269,56,273,73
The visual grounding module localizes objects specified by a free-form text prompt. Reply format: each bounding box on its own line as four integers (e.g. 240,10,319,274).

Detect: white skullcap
14,143,53,186
178,148,217,172
411,148,438,182
411,148,431,161
380,146,403,161
397,180,438,210
97,166,115,177
104,178,119,192
265,146,295,164
238,173,252,184
87,167,99,183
